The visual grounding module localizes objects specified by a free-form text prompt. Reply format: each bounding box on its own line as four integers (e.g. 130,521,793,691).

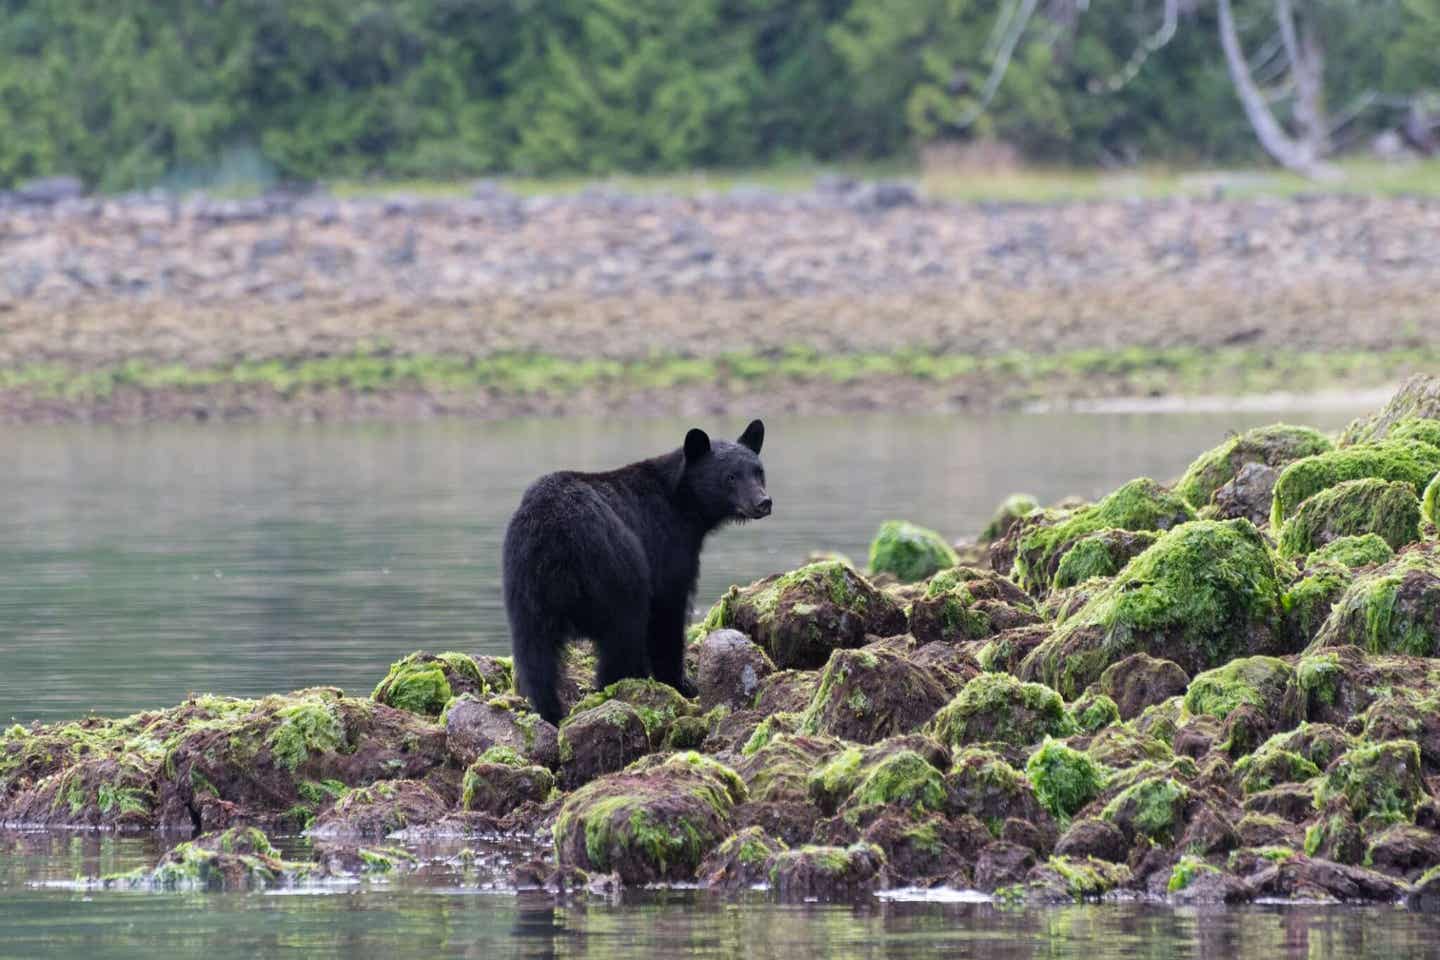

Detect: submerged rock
868,520,958,583
700,561,906,669
108,827,317,891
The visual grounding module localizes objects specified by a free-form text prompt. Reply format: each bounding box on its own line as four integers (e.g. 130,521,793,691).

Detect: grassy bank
3,346,1436,423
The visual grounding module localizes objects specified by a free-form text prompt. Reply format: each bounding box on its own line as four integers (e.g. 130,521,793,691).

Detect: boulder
930,673,1074,750
798,647,949,744
444,694,559,769
1310,546,1440,656
556,700,651,789
1269,440,1440,527
461,749,556,815
697,827,788,889
308,780,449,838
764,843,887,899
868,520,958,582
1099,654,1190,720
372,651,490,717
695,629,775,710
1175,423,1334,511
1209,462,1280,527
1276,478,1421,558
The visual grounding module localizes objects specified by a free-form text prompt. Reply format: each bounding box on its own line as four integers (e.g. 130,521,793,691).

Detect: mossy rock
569,677,698,747
929,673,1074,750
1387,417,1440,451
1340,375,1440,445
1068,693,1120,735
1276,479,1421,559
1052,528,1160,590
1311,534,1395,570
552,752,744,885
797,647,950,745
462,753,556,815
1425,473,1440,531
1295,645,1440,727
1360,691,1440,775
1314,740,1426,825
1026,855,1132,902
806,735,950,814
1176,423,1335,511
1365,824,1440,882
981,493,1041,541
906,571,994,644
867,520,959,583
444,693,560,770
1182,656,1303,746
1085,725,1173,769
308,779,448,838
1021,520,1285,698
736,732,843,805
1281,562,1356,648
1165,854,1222,895
697,826,789,889
766,843,887,900
1234,724,1353,796
108,827,316,891
944,748,1048,836
372,651,488,717
1101,775,1189,844
843,750,949,815
1026,739,1106,822
699,561,906,669
1269,440,1440,528
1010,478,1196,595
1098,653,1190,721
1309,546,1440,656
556,699,652,790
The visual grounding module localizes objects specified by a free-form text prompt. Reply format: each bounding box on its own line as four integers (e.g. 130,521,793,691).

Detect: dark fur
503,420,771,724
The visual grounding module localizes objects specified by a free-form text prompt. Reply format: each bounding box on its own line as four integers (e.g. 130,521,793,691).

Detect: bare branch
1093,0,1181,94
952,0,1041,129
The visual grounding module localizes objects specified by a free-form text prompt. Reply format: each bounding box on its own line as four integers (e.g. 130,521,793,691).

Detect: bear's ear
683,428,711,462
738,419,764,454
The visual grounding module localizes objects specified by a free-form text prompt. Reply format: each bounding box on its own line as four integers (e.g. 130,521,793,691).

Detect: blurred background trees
0,0,1435,189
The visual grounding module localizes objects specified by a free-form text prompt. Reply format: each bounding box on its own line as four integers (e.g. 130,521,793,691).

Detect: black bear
503,420,771,724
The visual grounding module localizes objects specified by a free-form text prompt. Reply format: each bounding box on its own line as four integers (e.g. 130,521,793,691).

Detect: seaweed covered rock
1309,546,1440,656
1209,463,1280,527
1026,739,1106,822
1101,776,1189,844
1182,657,1304,754
737,733,844,805
930,673,1074,750
1341,375,1440,445
766,843,886,900
981,494,1041,541
861,811,989,885
108,827,317,891
1295,646,1440,726
1282,563,1357,648
702,561,906,669
1176,424,1334,512
552,752,745,885
1024,855,1132,903
798,647,950,744
1054,818,1128,863
944,748,1049,835
1099,654,1190,721
1052,529,1160,590
906,570,999,644
1008,478,1196,595
1365,825,1440,882
307,779,449,839
462,747,556,815
444,694,559,770
868,520,959,583
695,629,775,710
1021,520,1285,698
1233,724,1351,795
697,827,788,890
974,625,1052,676
372,651,489,717
1245,854,1406,903
556,700,652,789
1426,473,1439,530
1269,440,1440,527
1068,692,1120,734
569,678,698,748
1276,479,1421,558
1313,740,1426,825
806,735,950,814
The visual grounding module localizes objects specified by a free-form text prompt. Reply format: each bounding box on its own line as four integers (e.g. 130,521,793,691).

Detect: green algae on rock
929,673,1074,750
1308,534,1396,569
1341,375,1440,445
1309,546,1440,656
1068,692,1121,735
1101,776,1188,844
697,826,789,889
766,842,887,900
108,827,317,891
1182,657,1303,732
1021,520,1285,698
698,561,906,669
1175,423,1334,511
797,647,950,745
1425,473,1440,530
1008,478,1195,595
1313,740,1426,825
1026,739,1106,822
1269,440,1440,528
1052,529,1160,590
1276,478,1421,558
867,520,959,583
372,651,489,717
981,494,1040,541
568,677,699,747
461,748,556,815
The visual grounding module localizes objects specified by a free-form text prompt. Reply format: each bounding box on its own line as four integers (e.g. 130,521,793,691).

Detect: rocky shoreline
4,375,1440,905
2,181,1439,422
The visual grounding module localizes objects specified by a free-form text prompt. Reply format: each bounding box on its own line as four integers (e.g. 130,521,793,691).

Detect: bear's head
679,419,771,525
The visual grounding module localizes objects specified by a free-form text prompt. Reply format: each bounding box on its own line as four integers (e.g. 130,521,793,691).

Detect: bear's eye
727,472,737,485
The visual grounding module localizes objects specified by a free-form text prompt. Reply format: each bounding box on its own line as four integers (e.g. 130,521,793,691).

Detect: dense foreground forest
1,0,1437,189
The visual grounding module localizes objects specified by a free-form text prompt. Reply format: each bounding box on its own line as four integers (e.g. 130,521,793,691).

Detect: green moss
1386,417,1440,451
981,494,1040,541
1313,740,1425,824
848,751,947,813
1308,534,1396,569
1233,748,1320,795
1182,656,1297,723
462,757,555,811
1011,478,1196,594
1310,549,1440,656
741,712,801,755
1277,479,1422,558
1425,474,1439,531
1101,776,1188,842
358,846,417,874
1069,693,1120,734
1026,739,1106,821
1282,564,1355,646
477,745,526,767
1270,440,1440,527
868,520,959,583
929,673,1076,748
1053,529,1160,590
808,747,866,810
296,778,347,804
569,677,695,740
1044,856,1131,901
267,698,345,771
1023,520,1285,698
1175,424,1334,510
1166,854,1220,894
371,653,455,716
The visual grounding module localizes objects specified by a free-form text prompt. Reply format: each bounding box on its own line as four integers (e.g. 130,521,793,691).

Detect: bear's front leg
647,601,696,698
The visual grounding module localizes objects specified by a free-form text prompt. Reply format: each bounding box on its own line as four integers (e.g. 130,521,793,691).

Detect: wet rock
753,670,821,715
1209,463,1280,526
729,800,821,847
943,748,1048,833
907,572,1001,644
1054,818,1128,862
868,520,958,583
553,752,744,884
444,694,559,769
1099,654,1190,720
973,841,1036,891
695,629,775,710
807,735,950,814
1086,724,1173,769
1244,782,1322,823
1236,813,1303,848
556,700,651,790
1313,740,1427,824
702,561,906,669
930,673,1074,750
1166,860,1251,904
1021,520,1286,698
372,651,491,717
308,780,449,839
764,843,887,900
1364,824,1440,881
1244,855,1405,902
697,826,787,889
862,812,989,885
736,733,844,805
461,749,556,815
1277,478,1422,558
974,625,1051,674
1024,855,1131,902
1175,423,1333,511
1310,546,1440,656
906,641,980,693
1068,692,1120,734
1101,776,1189,844
798,647,949,744
568,678,698,748
1340,375,1440,445
108,827,315,891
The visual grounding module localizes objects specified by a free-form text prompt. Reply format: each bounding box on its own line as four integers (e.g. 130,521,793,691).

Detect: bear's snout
755,496,772,517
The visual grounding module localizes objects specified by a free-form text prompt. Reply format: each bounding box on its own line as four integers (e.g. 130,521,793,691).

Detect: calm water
9,407,1438,960
1,410,1365,724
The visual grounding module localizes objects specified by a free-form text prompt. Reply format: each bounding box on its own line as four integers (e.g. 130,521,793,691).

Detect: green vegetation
981,494,1040,541
1175,424,1334,510
1052,529,1160,591
1026,739,1106,822
1276,479,1422,559
929,673,1075,749
1101,776,1188,843
1167,855,1220,894
867,521,958,583
1311,549,1440,656
1182,657,1298,725
848,751,947,813
371,650,485,717
1308,535,1395,570
1313,740,1425,825
1269,441,1440,528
